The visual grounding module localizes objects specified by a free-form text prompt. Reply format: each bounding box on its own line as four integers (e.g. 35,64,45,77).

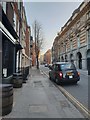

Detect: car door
54,64,59,79
49,64,55,80
52,64,56,80
49,64,54,80
52,64,58,80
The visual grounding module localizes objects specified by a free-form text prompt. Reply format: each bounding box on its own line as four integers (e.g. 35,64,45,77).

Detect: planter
13,73,23,88
2,75,13,84
22,66,29,83
0,84,13,116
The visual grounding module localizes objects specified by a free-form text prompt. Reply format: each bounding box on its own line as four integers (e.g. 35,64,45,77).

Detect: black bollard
87,58,90,75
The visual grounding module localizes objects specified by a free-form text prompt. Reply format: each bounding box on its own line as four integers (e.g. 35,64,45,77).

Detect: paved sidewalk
3,67,84,118
77,69,88,76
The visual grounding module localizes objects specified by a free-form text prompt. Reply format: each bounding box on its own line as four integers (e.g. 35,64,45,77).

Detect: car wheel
74,81,78,84
55,78,59,85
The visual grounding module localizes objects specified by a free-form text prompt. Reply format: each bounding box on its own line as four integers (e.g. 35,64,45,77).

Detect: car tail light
78,72,80,76
59,72,63,78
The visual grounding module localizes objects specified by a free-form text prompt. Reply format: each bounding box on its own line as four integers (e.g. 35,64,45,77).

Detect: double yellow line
57,85,90,118
41,70,90,118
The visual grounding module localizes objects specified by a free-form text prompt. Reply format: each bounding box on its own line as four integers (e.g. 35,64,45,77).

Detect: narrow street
3,67,84,118
40,65,88,110
1,1,90,119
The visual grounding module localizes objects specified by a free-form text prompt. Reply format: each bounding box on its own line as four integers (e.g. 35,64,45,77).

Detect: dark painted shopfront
1,7,22,83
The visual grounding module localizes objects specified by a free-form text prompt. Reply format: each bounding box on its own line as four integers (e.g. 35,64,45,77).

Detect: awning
0,21,16,44
22,53,32,61
15,41,23,51
2,8,18,40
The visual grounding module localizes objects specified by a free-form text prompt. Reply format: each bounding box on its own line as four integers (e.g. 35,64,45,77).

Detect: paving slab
3,67,84,118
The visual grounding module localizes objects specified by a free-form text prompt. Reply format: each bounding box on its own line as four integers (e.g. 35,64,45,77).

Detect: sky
23,2,82,55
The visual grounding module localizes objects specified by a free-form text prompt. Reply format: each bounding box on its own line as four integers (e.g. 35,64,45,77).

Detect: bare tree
32,20,44,69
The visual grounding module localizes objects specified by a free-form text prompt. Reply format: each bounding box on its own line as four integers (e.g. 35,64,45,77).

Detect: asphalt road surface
40,65,88,109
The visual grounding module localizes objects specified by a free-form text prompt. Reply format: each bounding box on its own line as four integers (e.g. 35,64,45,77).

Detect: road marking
41,70,90,118
0,117,2,120
40,70,43,75
13,102,15,107
40,70,49,77
57,86,90,118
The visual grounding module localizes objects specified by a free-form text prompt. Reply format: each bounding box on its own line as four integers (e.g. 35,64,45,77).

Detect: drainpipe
13,47,16,73
0,7,2,83
0,31,2,84
88,56,90,111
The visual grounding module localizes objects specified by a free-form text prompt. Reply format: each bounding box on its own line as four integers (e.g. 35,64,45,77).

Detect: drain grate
29,105,47,113
34,81,44,87
60,100,71,108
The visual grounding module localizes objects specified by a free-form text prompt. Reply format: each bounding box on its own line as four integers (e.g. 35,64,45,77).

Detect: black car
49,62,80,84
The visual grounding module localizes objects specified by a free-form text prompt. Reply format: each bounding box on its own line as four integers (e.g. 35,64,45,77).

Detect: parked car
44,63,48,67
49,62,80,84
48,64,52,68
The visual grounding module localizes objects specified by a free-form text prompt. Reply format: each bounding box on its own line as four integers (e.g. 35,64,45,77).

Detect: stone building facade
52,36,59,63
52,2,90,70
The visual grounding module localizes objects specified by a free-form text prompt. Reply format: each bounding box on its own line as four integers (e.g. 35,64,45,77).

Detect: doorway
77,52,82,69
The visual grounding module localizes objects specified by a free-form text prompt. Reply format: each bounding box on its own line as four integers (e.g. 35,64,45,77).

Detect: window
88,29,90,45
77,36,80,48
64,43,67,52
17,2,21,10
13,12,16,31
87,11,90,19
70,40,73,50
30,45,33,48
66,44,67,52
0,2,2,5
77,21,80,28
17,21,19,36
2,2,6,14
60,63,76,70
55,64,59,71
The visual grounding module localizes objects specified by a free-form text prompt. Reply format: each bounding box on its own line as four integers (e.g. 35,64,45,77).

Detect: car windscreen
60,63,76,70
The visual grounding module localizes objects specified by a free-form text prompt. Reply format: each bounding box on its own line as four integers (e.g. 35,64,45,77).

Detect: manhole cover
34,81,44,87
60,100,71,108
29,105,47,113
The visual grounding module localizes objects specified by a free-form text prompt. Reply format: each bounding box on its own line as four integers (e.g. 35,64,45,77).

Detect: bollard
87,58,90,75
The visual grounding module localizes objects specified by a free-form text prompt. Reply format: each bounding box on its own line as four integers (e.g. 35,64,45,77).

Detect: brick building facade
0,1,31,83
32,42,36,66
44,49,51,64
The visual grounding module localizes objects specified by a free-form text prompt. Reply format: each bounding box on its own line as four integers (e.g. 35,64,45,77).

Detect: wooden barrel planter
13,73,23,88
22,66,29,83
0,84,13,116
